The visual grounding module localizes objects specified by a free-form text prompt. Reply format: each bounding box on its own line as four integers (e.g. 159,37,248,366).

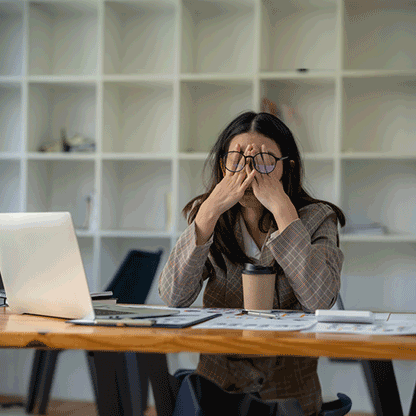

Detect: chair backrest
105,249,163,304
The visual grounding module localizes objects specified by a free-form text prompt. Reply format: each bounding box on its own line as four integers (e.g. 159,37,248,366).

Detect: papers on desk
309,313,416,335
69,304,416,335
195,309,317,331
194,310,416,335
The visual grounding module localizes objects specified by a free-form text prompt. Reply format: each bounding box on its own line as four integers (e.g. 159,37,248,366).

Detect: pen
94,319,155,327
244,310,278,319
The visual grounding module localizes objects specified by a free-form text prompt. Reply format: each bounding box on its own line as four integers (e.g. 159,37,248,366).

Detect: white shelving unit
1,2,416,411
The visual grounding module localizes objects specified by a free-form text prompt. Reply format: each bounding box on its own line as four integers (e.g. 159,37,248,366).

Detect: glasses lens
224,152,245,172
254,153,276,173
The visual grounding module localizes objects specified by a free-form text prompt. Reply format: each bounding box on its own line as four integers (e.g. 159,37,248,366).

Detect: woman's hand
194,143,256,245
206,143,257,217
250,144,299,230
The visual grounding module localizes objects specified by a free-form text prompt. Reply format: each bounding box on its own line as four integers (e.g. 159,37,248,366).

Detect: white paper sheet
194,310,416,335
195,309,317,331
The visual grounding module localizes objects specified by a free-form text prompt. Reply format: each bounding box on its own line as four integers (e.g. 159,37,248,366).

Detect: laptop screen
0,212,95,320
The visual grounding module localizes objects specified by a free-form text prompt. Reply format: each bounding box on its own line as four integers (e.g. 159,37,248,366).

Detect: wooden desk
1,308,414,416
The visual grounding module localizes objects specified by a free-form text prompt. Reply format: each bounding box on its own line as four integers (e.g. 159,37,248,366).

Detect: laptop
0,212,178,322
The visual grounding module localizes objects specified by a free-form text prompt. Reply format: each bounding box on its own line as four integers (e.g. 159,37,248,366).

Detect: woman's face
227,132,284,209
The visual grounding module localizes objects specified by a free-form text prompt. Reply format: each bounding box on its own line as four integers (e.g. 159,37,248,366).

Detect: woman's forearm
266,208,343,312
158,222,212,307
194,200,220,246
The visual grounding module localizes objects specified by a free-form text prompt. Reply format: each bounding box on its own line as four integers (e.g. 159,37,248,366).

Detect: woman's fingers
241,167,256,188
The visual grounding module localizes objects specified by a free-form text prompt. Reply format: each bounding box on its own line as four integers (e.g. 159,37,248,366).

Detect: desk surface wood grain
1,308,416,360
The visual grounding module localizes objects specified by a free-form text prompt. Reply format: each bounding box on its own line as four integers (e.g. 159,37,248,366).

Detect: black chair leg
143,353,181,416
86,351,100,406
26,349,61,414
361,360,403,416
89,351,146,416
118,352,146,416
135,353,150,411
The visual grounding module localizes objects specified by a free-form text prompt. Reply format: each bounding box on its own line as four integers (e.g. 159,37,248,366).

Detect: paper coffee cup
242,263,276,311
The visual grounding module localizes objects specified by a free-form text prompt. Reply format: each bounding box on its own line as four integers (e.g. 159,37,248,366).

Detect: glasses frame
222,151,288,174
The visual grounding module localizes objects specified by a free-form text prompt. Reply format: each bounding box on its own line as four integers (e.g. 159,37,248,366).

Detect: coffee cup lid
242,263,275,275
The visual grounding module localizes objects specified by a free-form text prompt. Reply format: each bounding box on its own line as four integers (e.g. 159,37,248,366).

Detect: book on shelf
343,222,387,236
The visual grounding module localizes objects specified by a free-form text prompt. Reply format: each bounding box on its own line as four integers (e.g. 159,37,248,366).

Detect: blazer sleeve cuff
266,219,312,267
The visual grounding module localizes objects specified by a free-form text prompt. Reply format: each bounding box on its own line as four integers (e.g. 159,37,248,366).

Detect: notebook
0,212,178,322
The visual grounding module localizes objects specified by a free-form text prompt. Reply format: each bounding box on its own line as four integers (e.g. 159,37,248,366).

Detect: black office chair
171,369,352,416
26,248,163,415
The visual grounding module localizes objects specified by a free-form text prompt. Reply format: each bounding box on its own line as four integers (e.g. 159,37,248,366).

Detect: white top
239,215,261,260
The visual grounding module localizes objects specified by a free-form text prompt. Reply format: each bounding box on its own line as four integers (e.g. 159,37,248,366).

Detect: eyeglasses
222,151,288,174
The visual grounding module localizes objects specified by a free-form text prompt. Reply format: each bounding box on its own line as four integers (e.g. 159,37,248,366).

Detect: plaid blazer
159,202,344,416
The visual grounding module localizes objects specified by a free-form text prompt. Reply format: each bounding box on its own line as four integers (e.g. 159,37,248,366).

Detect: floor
0,396,156,416
0,396,372,416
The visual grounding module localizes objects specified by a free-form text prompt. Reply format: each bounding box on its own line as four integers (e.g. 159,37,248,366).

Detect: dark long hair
183,111,345,272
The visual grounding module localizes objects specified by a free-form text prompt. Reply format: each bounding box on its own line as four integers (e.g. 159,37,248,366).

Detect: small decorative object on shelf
261,99,304,144
38,138,63,152
38,127,95,153
61,128,70,151
81,191,98,231
261,97,282,118
66,133,96,153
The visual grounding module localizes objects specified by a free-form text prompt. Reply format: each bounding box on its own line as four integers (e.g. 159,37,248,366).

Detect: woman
159,111,345,416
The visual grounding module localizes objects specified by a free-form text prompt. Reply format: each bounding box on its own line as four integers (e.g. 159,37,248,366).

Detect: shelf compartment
26,159,95,229
77,236,95,290
180,80,253,153
29,1,98,76
261,78,336,153
260,0,338,72
28,82,96,152
0,82,22,152
341,159,416,236
0,159,21,212
178,160,206,232
342,76,416,154
104,1,177,75
0,2,24,76
181,0,255,74
101,159,172,232
303,159,335,205
344,0,416,70
99,236,171,303
102,81,174,153
341,242,416,313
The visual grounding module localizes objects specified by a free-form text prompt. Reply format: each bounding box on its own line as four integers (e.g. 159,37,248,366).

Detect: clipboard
68,309,222,328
